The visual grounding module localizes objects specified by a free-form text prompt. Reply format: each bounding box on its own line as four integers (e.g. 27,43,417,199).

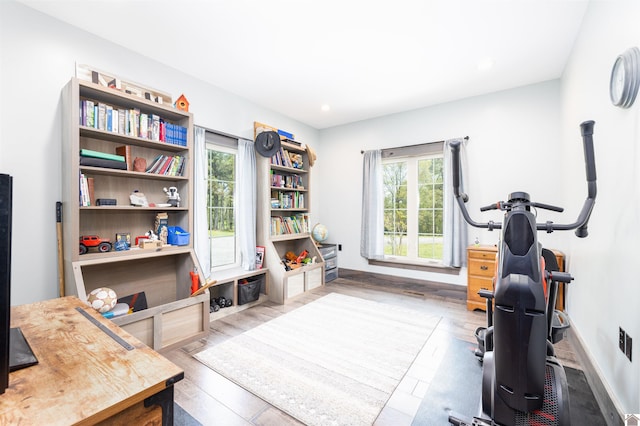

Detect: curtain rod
360,136,468,154
196,124,246,141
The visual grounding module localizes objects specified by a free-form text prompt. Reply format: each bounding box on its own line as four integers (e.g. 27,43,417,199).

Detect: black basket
238,276,263,305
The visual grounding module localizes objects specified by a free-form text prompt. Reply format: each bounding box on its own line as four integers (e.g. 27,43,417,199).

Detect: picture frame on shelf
256,246,265,269
116,232,131,248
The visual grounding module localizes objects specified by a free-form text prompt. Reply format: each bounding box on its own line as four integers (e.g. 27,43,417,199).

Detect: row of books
270,214,309,236
270,147,304,169
79,173,95,206
79,99,188,146
271,191,305,209
271,173,304,189
146,154,186,176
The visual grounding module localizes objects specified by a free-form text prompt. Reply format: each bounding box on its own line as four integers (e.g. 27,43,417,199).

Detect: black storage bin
238,276,263,305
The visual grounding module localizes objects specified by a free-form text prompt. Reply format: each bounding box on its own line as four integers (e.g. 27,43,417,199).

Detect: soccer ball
87,287,117,313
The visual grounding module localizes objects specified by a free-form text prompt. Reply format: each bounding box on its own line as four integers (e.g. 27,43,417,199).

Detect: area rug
194,293,440,426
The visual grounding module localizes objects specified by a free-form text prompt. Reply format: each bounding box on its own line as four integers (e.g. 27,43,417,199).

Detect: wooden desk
1,296,184,425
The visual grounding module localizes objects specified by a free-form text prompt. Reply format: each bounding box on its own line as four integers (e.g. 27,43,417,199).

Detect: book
80,148,125,162
118,292,148,312
151,114,160,141
118,109,126,135
86,100,95,128
115,145,132,171
79,173,89,206
147,155,166,174
112,109,119,134
139,112,148,139
97,103,106,130
106,105,113,132
158,156,174,175
87,177,95,206
145,154,163,173
80,156,127,170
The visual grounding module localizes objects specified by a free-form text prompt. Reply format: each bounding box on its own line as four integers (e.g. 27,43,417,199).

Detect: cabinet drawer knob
480,265,488,271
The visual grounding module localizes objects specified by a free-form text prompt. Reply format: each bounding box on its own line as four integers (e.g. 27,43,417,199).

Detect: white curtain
443,138,468,267
360,150,384,259
193,126,211,278
237,139,257,270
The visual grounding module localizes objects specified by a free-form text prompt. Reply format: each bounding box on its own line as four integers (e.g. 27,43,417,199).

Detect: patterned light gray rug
194,293,440,426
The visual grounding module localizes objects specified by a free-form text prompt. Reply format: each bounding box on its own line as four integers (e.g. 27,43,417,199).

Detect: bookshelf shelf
80,206,188,211
256,122,324,304
79,165,189,180
62,77,207,351
270,233,311,242
270,164,309,174
270,186,308,192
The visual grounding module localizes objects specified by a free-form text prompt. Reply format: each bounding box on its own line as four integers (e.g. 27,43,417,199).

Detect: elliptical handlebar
450,120,597,236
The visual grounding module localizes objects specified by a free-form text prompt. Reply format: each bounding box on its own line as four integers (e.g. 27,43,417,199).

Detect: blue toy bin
168,226,190,246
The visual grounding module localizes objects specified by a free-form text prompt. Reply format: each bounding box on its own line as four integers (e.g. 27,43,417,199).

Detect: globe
312,223,328,244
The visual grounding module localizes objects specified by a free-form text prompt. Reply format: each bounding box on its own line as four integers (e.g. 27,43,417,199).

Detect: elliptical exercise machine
448,120,597,426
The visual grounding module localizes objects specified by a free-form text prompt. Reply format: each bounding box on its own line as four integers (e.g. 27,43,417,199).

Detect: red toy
79,235,112,255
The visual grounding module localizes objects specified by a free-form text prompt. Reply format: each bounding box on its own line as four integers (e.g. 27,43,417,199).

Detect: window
206,142,239,269
383,151,444,263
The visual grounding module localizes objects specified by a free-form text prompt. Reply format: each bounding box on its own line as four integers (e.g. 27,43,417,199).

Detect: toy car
79,235,112,255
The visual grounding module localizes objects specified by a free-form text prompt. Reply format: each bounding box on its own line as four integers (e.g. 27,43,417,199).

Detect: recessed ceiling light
477,58,494,71
321,104,331,112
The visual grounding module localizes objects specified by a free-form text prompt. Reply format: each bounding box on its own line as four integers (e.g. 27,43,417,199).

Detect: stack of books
79,149,126,170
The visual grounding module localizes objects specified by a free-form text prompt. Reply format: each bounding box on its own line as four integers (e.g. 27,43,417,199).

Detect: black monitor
0,174,37,394
0,173,12,393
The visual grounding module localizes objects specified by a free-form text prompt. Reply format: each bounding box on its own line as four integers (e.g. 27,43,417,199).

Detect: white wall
559,0,640,415
317,80,565,285
0,2,319,305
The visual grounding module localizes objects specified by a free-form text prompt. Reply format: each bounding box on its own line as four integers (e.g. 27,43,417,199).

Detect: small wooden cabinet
467,245,498,311
466,245,565,311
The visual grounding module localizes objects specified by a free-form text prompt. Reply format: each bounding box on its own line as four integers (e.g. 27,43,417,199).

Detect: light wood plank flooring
162,273,582,426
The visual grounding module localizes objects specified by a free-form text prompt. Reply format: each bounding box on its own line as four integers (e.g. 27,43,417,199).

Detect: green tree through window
207,147,237,268
383,154,444,262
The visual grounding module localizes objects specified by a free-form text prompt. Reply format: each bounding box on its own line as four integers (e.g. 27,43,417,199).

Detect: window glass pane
383,160,408,258
434,209,443,234
433,183,443,208
382,152,444,263
417,156,444,261
418,210,433,234
383,162,407,209
384,232,407,256
207,148,237,268
433,158,444,183
418,158,434,184
419,185,433,208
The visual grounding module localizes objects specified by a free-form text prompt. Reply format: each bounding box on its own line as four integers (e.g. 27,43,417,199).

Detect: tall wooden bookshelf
61,78,208,350
255,123,324,303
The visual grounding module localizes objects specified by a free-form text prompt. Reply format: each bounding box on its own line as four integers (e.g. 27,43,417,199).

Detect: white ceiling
19,0,588,129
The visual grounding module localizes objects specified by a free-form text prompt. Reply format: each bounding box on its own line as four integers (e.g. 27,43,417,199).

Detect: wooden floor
162,272,582,426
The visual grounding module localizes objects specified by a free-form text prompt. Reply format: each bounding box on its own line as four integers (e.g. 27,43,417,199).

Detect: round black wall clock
610,47,640,108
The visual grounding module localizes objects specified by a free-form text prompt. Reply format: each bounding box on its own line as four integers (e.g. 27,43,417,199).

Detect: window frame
380,141,446,268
